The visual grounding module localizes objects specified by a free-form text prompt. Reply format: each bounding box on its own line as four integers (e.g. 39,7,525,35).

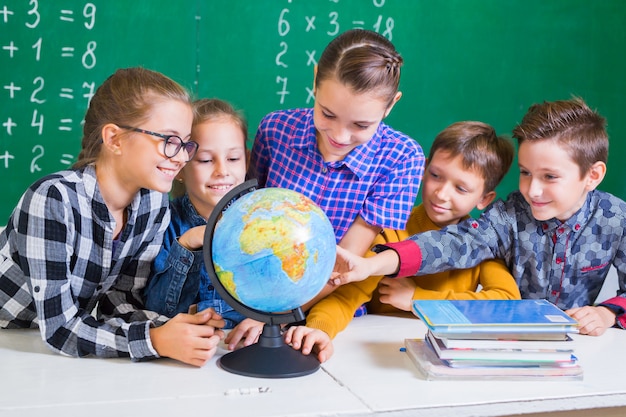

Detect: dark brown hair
315,29,402,107
429,121,514,193
512,97,607,178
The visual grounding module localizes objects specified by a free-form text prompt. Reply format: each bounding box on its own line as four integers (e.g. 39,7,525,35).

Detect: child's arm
98,193,174,331
471,259,521,300
177,225,206,252
307,274,383,338
581,239,626,335
338,216,382,256
376,276,416,311
376,259,521,311
330,245,401,285
144,224,205,317
18,185,165,360
303,231,398,337
376,203,511,281
358,131,425,235
149,308,225,367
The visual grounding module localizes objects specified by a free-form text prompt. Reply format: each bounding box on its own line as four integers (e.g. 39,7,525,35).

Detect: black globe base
218,324,320,378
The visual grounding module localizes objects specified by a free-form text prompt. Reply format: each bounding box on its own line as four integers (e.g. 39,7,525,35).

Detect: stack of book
405,299,583,380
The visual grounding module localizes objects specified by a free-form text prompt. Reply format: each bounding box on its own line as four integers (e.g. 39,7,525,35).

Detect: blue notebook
412,299,579,338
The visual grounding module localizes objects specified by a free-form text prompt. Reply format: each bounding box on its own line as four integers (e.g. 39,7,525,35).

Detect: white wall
595,267,620,304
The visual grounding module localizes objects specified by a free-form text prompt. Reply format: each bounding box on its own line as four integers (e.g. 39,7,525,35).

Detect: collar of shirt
180,194,207,226
84,164,119,225
538,192,590,236
289,110,384,180
84,163,151,232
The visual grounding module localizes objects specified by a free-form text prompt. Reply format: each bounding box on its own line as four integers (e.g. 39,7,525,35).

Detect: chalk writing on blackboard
273,0,396,106
1,1,98,177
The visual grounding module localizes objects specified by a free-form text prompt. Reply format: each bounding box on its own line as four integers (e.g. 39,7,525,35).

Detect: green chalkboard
2,0,626,223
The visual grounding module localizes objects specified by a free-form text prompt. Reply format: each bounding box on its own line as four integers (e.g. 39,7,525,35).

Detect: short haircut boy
430,121,514,193
511,97,608,177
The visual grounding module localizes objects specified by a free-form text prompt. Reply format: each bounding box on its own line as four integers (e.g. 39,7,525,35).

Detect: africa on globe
212,187,336,313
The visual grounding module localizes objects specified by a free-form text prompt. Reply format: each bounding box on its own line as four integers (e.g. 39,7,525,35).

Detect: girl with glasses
0,67,225,367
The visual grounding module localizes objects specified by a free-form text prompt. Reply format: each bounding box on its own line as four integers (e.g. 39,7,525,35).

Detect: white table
1,314,625,417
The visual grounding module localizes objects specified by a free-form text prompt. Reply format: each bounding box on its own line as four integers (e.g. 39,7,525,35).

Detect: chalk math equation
1,1,98,175
273,0,396,107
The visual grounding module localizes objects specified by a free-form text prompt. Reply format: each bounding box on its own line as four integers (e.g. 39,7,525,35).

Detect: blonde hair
74,67,191,169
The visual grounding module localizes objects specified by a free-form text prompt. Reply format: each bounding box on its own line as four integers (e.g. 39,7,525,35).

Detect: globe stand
218,322,320,378
204,179,321,378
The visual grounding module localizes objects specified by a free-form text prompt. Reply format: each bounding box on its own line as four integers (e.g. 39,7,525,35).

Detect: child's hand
283,325,333,363
149,309,225,367
330,245,400,286
377,276,415,311
224,318,264,350
566,305,616,336
330,245,370,286
177,225,206,250
198,307,226,329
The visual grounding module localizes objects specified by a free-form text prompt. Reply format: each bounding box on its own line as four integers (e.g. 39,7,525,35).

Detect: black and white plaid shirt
0,164,170,360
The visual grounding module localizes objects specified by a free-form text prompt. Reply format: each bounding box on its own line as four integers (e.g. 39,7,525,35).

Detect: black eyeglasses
120,125,199,162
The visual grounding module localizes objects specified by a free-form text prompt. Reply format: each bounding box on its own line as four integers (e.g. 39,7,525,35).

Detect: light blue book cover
412,299,579,334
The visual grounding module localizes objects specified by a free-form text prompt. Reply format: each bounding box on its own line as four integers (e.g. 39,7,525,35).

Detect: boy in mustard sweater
285,121,521,362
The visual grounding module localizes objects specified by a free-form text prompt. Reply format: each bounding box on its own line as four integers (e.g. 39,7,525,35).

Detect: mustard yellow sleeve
388,205,521,302
306,275,382,339
410,259,520,300
473,258,521,300
305,230,401,339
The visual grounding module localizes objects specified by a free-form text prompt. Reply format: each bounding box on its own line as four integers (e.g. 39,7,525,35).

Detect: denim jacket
144,195,245,328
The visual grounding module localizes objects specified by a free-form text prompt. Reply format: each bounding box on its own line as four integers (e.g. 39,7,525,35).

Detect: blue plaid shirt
381,190,626,325
0,165,170,360
249,108,425,242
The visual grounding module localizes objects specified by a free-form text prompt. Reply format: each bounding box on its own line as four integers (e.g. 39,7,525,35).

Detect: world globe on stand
212,186,336,313
203,180,337,378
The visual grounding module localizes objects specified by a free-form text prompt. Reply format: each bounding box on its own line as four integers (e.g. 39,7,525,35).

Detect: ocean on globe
212,187,337,313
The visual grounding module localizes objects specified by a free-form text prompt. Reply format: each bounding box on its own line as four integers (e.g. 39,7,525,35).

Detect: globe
212,186,336,313
204,180,336,378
